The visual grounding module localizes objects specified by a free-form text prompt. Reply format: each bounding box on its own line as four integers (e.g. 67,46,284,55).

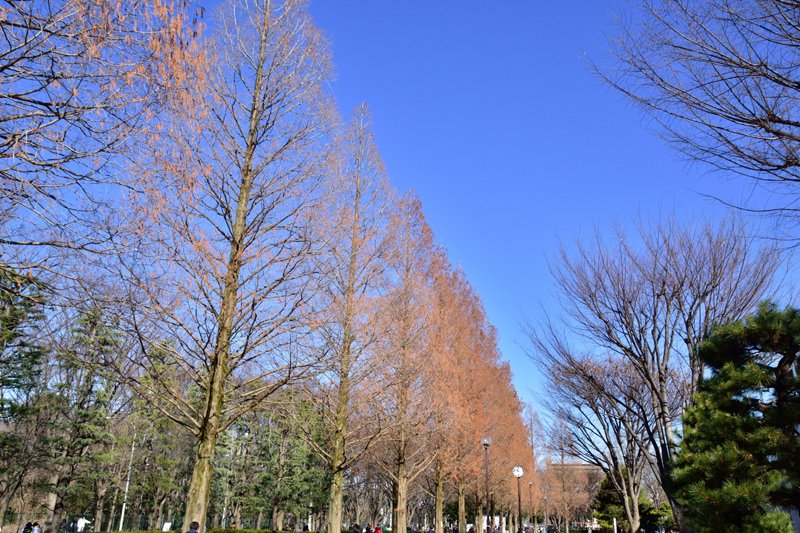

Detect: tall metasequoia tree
421,253,490,533
607,0,800,232
0,0,201,262
534,217,778,531
375,193,438,533
310,105,395,533
482,363,536,533
119,0,333,529
425,261,468,533
425,269,518,533
415,258,538,533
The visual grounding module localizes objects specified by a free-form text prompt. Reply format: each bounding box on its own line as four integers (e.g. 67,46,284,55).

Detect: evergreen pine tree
673,302,799,532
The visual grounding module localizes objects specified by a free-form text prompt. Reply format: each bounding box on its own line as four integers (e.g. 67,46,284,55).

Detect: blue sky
308,1,755,411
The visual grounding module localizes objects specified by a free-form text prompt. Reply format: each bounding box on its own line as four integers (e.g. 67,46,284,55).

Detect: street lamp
482,438,491,533
119,428,137,531
512,467,523,533
527,481,533,531
543,496,547,531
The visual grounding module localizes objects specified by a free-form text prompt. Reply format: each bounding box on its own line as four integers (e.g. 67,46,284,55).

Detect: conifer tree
673,302,799,532
0,267,47,523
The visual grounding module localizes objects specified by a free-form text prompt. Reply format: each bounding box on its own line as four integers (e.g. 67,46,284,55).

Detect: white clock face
512,466,524,477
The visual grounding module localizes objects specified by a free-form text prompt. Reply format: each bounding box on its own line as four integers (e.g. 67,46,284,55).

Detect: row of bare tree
0,1,537,533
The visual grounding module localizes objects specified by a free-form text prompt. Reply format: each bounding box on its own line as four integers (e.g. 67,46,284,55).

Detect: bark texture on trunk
106,487,119,533
45,473,69,533
44,473,59,533
183,418,221,533
457,486,466,533
434,464,444,533
93,495,105,533
327,369,349,533
275,509,284,531
327,455,345,533
395,470,408,533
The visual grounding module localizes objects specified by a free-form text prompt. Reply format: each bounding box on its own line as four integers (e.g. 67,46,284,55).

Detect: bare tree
0,0,201,260
542,423,601,533
116,0,334,529
373,193,438,533
536,217,778,531
536,351,653,532
607,0,800,229
307,104,396,533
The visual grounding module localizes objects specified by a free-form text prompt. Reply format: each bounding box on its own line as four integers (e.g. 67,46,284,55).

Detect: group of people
21,523,41,533
350,523,383,533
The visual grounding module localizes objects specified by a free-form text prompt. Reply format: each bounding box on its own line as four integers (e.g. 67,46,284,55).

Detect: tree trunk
132,498,143,532
457,485,465,533
327,161,364,533
147,490,167,531
629,508,640,533
44,473,59,533
181,41,264,527
94,493,105,533
107,486,119,532
668,499,688,533
148,498,160,530
156,496,167,531
46,474,69,533
183,414,222,533
327,463,345,533
273,507,284,532
434,464,443,533
256,509,263,530
395,464,408,533
233,504,241,528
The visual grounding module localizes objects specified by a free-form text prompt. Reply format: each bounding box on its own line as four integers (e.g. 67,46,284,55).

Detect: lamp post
118,428,137,532
512,467,523,533
482,438,491,533
527,481,533,532
543,496,547,531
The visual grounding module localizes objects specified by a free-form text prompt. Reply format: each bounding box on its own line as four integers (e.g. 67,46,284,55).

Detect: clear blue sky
308,1,754,411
